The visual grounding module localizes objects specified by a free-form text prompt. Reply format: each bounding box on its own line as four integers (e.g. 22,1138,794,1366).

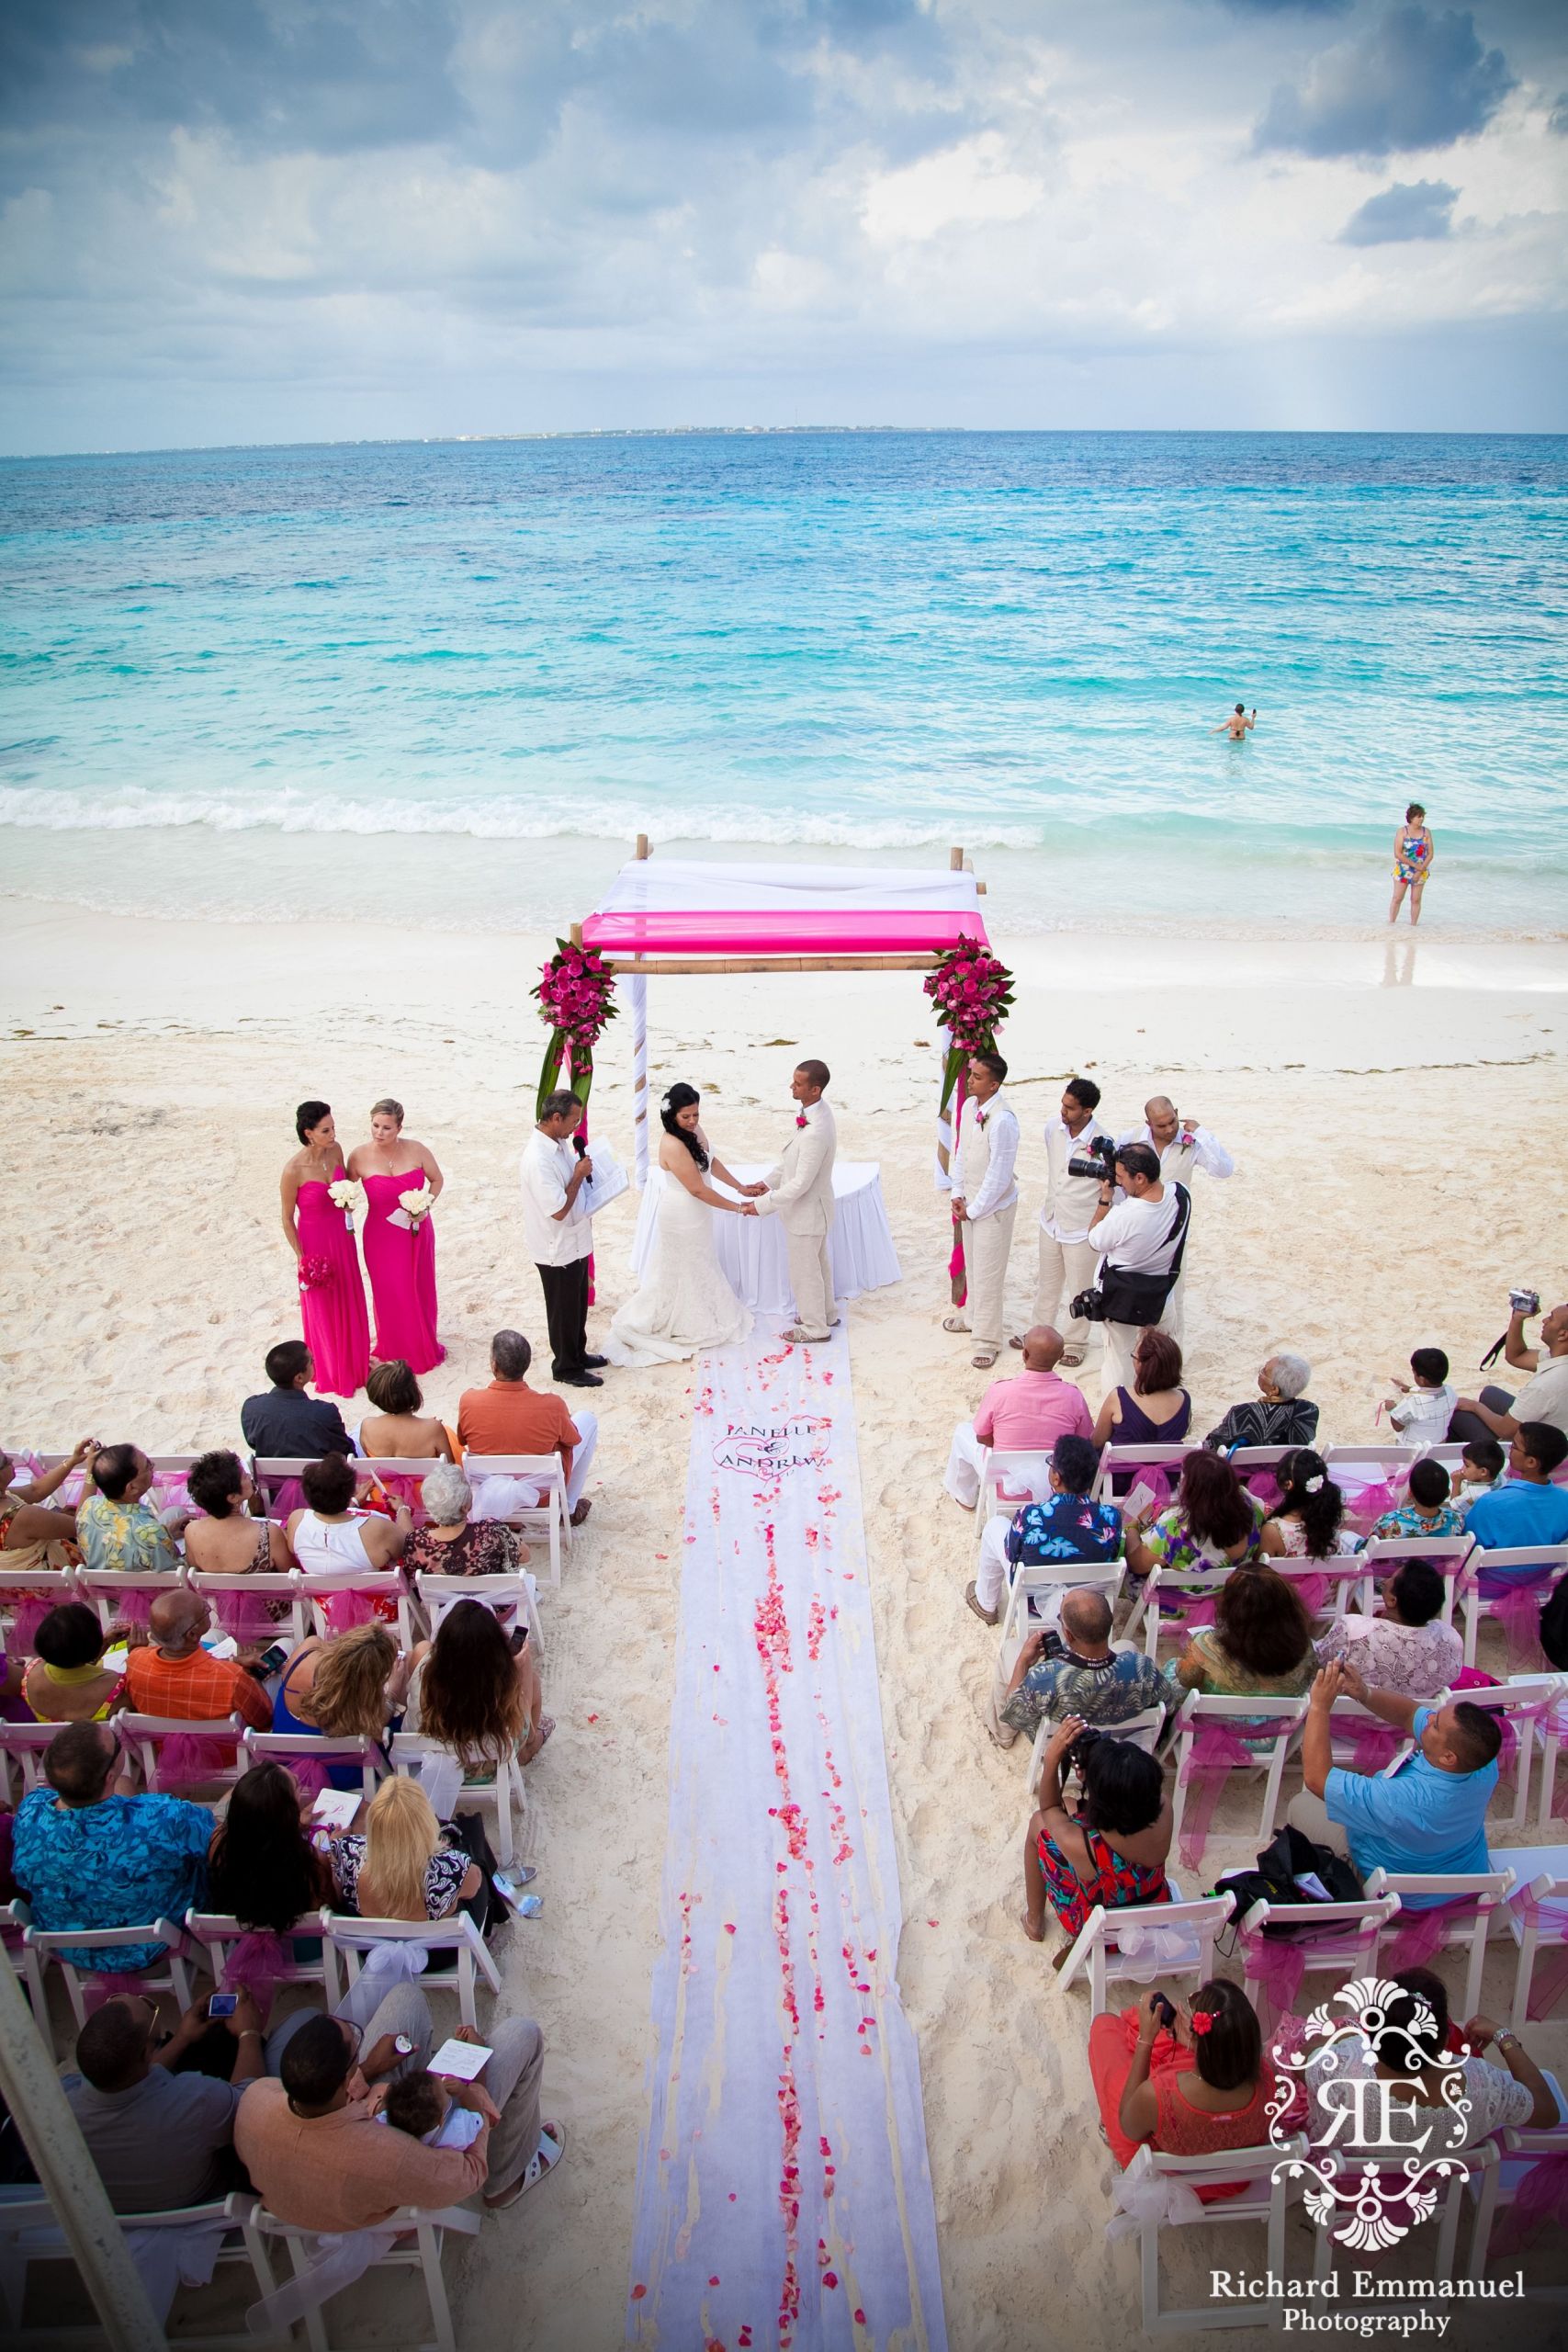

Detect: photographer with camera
1009,1077,1113,1370
1116,1097,1234,1340
1076,1143,1190,1400
1450,1295,1568,1447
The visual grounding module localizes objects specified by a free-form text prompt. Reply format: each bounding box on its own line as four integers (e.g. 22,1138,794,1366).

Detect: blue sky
2,0,1564,451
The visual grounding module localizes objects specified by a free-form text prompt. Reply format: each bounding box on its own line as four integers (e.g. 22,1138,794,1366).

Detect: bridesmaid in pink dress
346,1097,445,1373
279,1101,370,1400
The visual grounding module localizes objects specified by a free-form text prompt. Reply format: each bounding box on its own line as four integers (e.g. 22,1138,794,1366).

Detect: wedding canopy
571,843,989,1185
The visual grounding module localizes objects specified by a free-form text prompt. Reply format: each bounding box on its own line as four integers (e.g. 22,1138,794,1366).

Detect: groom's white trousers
785,1228,835,1340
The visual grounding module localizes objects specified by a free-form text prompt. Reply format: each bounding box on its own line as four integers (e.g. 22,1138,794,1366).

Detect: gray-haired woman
403,1464,530,1579
1204,1351,1319,1453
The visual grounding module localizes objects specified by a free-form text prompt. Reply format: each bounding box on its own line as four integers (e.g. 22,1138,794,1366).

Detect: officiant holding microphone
520,1090,614,1388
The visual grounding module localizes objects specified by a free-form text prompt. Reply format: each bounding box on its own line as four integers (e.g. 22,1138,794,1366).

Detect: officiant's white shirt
519,1130,592,1267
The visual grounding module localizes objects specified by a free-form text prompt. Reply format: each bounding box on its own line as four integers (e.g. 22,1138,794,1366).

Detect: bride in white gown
605,1082,758,1366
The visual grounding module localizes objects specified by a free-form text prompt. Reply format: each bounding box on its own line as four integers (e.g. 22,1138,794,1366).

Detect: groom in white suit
754,1058,838,1343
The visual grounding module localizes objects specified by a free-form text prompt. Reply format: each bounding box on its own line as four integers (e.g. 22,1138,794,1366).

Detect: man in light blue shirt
1465,1423,1568,1573
1288,1661,1499,1905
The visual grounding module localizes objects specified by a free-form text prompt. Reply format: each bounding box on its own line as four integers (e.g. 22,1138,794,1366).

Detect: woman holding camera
1089,1979,1275,2183
1021,1713,1172,1956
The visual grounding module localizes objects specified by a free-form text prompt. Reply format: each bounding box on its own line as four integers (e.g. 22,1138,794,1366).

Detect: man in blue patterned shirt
992,1588,1168,1747
967,1432,1122,1625
12,1723,212,1973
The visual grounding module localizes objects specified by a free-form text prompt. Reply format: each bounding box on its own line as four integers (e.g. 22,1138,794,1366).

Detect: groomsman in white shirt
1115,1093,1235,1340
1012,1075,1111,1371
942,1051,1019,1371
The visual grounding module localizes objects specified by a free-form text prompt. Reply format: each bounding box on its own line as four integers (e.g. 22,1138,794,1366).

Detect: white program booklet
310,1790,362,1832
429,2037,492,2081
581,1137,629,1216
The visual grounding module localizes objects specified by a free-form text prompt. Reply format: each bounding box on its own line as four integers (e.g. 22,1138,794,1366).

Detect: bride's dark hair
660,1082,708,1170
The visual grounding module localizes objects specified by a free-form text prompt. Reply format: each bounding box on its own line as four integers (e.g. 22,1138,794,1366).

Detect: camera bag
1081,1181,1192,1327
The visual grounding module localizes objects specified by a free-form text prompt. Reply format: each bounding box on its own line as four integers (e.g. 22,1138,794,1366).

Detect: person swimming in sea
1213,702,1256,741
1389,801,1435,925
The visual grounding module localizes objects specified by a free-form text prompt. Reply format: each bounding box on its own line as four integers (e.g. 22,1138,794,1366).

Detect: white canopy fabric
589,856,985,919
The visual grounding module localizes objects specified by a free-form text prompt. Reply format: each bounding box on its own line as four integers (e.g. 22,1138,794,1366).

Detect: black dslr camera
1067,1133,1117,1184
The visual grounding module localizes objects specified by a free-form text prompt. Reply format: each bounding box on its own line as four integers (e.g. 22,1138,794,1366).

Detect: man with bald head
942,1323,1092,1511
1115,1094,1235,1340
990,1577,1168,1747
123,1587,272,1730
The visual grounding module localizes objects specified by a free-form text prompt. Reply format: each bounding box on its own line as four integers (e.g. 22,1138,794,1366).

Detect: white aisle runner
628,1330,947,2352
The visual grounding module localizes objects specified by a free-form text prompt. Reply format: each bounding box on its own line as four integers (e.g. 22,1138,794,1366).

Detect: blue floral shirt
12,1789,212,1971
1369,1502,1464,1543
1003,1492,1122,1568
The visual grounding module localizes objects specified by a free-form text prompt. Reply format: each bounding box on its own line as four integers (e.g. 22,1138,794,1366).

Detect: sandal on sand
971,1349,998,1370
1061,1349,1086,1369
521,1715,556,1765
1008,1334,1023,1351
485,2122,567,2208
964,1581,998,1626
942,1315,970,1334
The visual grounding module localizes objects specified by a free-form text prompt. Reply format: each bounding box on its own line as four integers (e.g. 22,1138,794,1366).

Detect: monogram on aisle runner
627,1329,948,2351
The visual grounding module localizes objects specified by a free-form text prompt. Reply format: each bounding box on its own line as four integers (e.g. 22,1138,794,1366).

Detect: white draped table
629,1161,901,1316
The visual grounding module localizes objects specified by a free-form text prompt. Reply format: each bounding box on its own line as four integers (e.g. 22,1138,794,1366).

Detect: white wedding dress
605,1145,752,1367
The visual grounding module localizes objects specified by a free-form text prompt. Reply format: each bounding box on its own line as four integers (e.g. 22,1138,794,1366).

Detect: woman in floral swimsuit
1389,801,1435,925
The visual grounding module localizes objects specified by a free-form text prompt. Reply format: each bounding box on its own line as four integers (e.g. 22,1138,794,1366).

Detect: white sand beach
5,891,1568,2349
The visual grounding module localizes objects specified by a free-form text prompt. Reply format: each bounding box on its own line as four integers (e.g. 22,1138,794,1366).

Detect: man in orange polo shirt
124,1589,272,1732
456,1329,597,1526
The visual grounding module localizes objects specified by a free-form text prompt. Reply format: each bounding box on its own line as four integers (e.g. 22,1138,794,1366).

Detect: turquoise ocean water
1,430,1563,938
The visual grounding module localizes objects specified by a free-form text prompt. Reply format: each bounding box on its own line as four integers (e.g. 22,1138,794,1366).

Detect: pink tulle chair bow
1346,1716,1406,1775
1492,2152,1568,2254
222,1930,292,2016
154,1732,236,1793
1177,1716,1296,1871
318,1585,382,1634
7,1595,59,1651
1242,1470,1283,1511
1381,1893,1478,1977
1476,1573,1551,1671
1341,1477,1399,1536
209,1587,278,1645
1241,1917,1382,2029
1513,1883,1568,2020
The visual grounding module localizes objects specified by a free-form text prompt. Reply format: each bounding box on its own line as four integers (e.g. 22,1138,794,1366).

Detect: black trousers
537,1256,589,1378
1447,1383,1515,1446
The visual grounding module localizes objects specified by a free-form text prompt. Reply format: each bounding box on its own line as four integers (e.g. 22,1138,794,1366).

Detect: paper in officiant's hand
430,2037,492,2081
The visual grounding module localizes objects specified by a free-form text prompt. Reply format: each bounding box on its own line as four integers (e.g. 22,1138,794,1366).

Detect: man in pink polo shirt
943,1325,1093,1509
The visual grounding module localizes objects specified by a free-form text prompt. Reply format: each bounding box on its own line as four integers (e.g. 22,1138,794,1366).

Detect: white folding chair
1121,1562,1233,1657
1460,1544,1568,1668
1311,2142,1499,2293
75,1566,182,1636
249,2198,479,2352
352,1458,450,1522
971,1447,1055,1564
1091,1443,1193,1508
0,2189,279,2352
400,1569,543,1660
1364,1867,1517,2017
1168,1690,1308,1860
1534,1683,1568,1830
21,1916,194,2041
1322,1443,1419,1536
0,1566,79,1651
461,1452,570,1588
1235,1894,1401,2030
391,1731,527,1869
1490,1845,1568,2029
1445,1671,1565,1833
321,1911,501,2032
1358,1533,1473,1627
188,1566,308,1646
3,1900,47,2024
0,1724,72,1807
185,1905,332,2000
1115,2138,1308,2335
250,1457,321,1516
1057,1888,1235,2014
241,1729,387,1802
117,1709,248,1798
997,1558,1123,1675
1027,1706,1166,1798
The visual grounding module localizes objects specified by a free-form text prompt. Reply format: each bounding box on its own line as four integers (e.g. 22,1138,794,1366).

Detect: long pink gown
295,1170,370,1399
361,1170,444,1373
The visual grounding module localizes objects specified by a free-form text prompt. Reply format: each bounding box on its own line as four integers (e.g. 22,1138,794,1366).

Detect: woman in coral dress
347,1098,445,1373
279,1100,370,1400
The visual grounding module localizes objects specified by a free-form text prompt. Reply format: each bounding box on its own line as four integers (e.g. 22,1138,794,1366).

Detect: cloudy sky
2,0,1565,451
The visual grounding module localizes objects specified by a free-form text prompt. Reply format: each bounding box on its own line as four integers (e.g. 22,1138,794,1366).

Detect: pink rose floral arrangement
923,933,1015,1111
533,937,618,1117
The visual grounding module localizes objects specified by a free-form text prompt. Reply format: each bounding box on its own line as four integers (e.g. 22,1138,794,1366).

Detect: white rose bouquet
398,1182,435,1226
327,1177,358,1230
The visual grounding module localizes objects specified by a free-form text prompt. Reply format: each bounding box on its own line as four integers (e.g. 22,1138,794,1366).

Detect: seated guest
0,1437,97,1553
994,1586,1168,1747
240,1340,354,1460
1021,1714,1172,1952
330,1774,480,1923
1451,1300,1568,1447
457,1329,598,1528
206,1758,332,1934
184,1450,296,1576
11,1722,211,1971
1452,1434,1506,1521
22,1603,126,1724
1316,1557,1464,1703
273,1623,408,1763
967,1432,1121,1627
1090,1328,1191,1452
287,1452,412,1591
1125,1450,1280,1584
357,1360,456,1462
1463,1423,1568,1564
1091,1980,1275,2182
1204,1352,1318,1453
76,1444,183,1577
943,1325,1093,1512
236,1991,565,2221
1380,1348,1456,1451
404,1464,531,1580
1287,1661,1500,1901
406,1595,548,1768
64,1987,267,2211
1266,1449,1349,1558
1165,1567,1318,1710
1303,1967,1556,2144
124,1589,272,1732
1369,1454,1465,1544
